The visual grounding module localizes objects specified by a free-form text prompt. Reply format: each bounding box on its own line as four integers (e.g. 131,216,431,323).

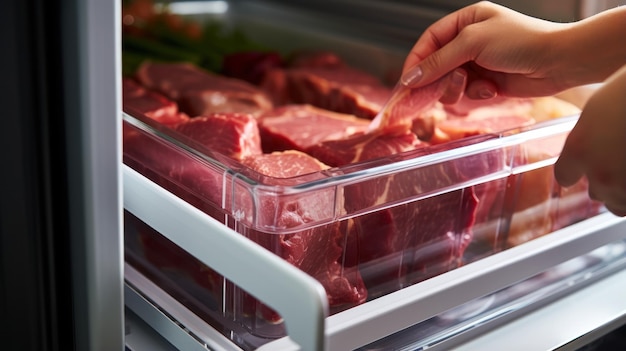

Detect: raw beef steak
422,95,581,144
240,151,368,319
174,113,262,160
258,104,370,153
368,77,450,135
306,128,423,167
122,77,189,127
221,51,285,85
260,53,392,119
135,61,273,117
340,147,478,295
306,127,477,295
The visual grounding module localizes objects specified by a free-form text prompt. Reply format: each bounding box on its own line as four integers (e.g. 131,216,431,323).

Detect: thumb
554,142,585,188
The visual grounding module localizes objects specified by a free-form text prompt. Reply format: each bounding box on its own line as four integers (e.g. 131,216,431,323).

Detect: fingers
465,79,498,99
555,132,626,217
401,3,488,87
554,155,584,188
402,35,474,88
588,182,626,217
556,151,626,217
554,136,585,188
439,68,467,104
425,67,498,105
402,6,473,72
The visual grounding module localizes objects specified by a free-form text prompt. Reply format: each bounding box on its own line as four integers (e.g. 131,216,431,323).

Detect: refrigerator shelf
123,165,626,350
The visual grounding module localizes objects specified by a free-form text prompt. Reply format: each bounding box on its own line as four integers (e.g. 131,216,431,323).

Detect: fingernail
478,88,496,99
451,69,466,88
401,65,423,86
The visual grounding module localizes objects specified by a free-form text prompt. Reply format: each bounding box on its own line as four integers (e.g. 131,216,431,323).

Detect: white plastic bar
320,213,626,350
123,165,328,351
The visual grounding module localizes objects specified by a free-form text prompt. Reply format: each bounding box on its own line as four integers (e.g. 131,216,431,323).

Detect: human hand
554,66,626,217
400,1,570,101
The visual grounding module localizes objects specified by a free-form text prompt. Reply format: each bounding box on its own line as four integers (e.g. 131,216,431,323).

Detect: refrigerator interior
121,1,626,350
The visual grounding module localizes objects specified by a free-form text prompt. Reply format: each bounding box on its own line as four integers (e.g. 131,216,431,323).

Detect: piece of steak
260,53,392,119
240,151,367,319
433,97,537,144
122,77,190,127
124,113,261,211
289,51,345,69
174,113,263,160
346,157,478,296
258,104,370,153
221,51,285,85
422,95,593,252
432,115,536,144
135,61,273,117
306,128,423,167
442,95,579,121
425,95,581,144
368,76,450,135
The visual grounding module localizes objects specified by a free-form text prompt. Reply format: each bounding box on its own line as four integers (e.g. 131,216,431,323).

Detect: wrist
556,7,626,88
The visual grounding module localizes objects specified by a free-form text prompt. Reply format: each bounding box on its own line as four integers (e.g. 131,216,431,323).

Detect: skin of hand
401,1,626,100
554,65,626,217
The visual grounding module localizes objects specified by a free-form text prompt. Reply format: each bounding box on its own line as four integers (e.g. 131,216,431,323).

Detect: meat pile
123,53,597,323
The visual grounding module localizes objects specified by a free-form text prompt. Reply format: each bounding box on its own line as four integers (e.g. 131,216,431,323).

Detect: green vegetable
123,35,202,64
122,51,149,76
122,15,276,75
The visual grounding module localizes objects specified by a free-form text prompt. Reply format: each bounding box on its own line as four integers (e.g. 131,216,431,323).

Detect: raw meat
289,51,345,68
443,95,580,121
306,128,422,167
426,95,581,144
368,78,449,134
258,104,370,153
221,51,285,85
260,53,392,119
122,77,189,127
135,61,274,117
506,134,602,247
125,107,368,319
125,212,225,316
124,112,263,214
306,128,477,294
174,113,263,160
241,149,329,177
343,151,478,294
421,95,591,250
432,115,535,144
123,50,595,329
241,151,367,319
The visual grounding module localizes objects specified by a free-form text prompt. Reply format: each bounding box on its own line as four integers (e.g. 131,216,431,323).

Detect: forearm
552,6,626,88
